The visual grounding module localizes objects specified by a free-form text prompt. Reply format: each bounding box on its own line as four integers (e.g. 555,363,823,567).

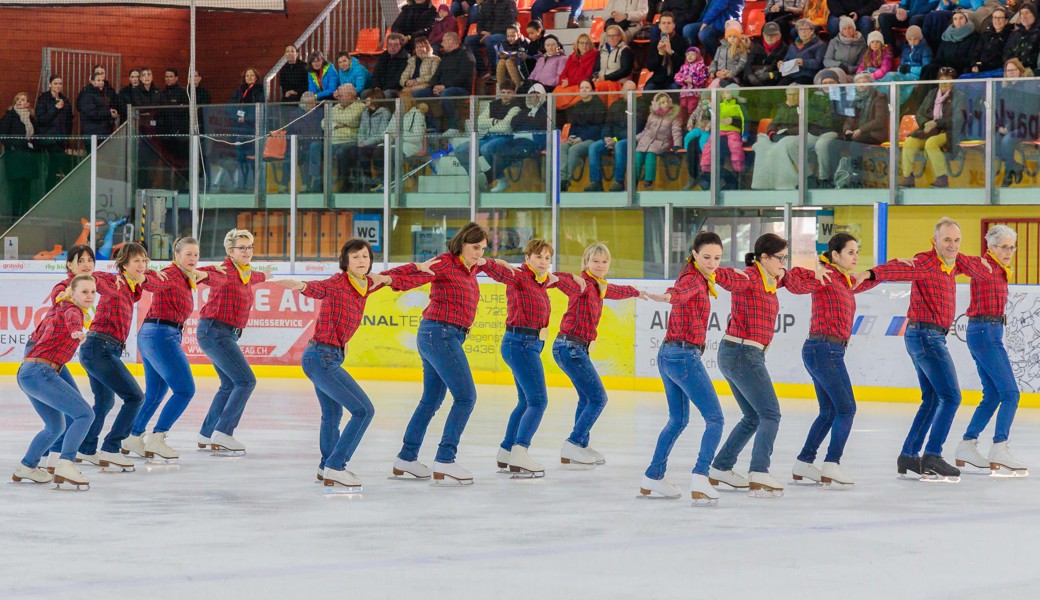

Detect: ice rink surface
3,376,1039,600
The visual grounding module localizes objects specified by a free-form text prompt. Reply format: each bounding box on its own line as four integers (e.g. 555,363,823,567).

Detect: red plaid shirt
481,260,558,329
957,254,1009,318
47,275,74,304
871,249,959,329
27,300,86,365
91,271,145,343
382,253,486,328
784,265,881,340
663,264,721,346
302,273,386,347
143,264,224,325
554,271,640,342
198,258,267,329
715,264,798,347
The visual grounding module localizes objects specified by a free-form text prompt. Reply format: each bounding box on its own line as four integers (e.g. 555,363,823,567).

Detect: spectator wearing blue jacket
334,52,372,95
688,0,744,59
877,25,932,103
307,51,339,101
777,18,826,84
877,0,938,46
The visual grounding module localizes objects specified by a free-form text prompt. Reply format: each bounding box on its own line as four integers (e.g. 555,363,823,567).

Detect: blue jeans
588,139,627,184
500,331,548,450
827,14,875,39
646,344,724,479
901,326,962,457
303,342,374,470
465,32,508,73
79,335,145,454
456,135,509,175
877,12,927,46
19,362,94,466
45,366,80,454
398,320,477,463
197,318,256,438
531,0,583,22
133,323,195,435
712,341,781,474
964,321,1020,444
688,22,725,59
552,337,606,448
797,339,856,464
413,86,469,130
451,0,479,26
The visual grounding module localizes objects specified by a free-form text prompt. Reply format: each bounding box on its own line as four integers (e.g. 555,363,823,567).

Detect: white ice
3,377,1039,600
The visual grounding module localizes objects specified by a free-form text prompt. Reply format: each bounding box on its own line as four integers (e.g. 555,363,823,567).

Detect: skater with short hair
552,243,649,468
381,222,493,485
272,239,395,491
196,229,268,454
123,237,222,461
12,275,97,489
952,225,1027,477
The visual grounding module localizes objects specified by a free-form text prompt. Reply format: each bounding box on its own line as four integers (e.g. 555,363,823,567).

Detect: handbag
262,129,287,161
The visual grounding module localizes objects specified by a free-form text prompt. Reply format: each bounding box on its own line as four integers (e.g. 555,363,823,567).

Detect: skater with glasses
196,229,267,454
552,243,649,468
853,217,985,483
381,222,492,486
12,275,97,490
952,225,1027,477
123,237,221,462
272,239,394,492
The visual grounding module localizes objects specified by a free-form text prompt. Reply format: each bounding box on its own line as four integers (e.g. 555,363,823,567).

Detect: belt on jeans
506,325,547,340
24,357,61,371
663,340,705,353
308,340,344,352
429,320,470,336
143,318,184,331
807,332,848,348
557,334,591,350
86,330,126,351
721,334,768,352
968,316,1006,325
205,318,243,338
907,321,949,335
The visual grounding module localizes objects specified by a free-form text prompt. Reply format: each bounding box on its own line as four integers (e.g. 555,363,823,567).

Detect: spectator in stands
0,92,39,216
681,96,710,189
392,0,438,49
228,67,265,189
645,12,688,90
900,66,964,189
77,71,118,139
370,90,428,191
495,25,532,88
456,80,522,187
744,21,787,85
675,46,708,114
962,7,1009,78
689,0,744,59
118,69,140,117
555,34,600,108
414,31,475,129
326,84,365,192
278,45,309,101
35,75,74,189
307,52,338,101
525,20,547,72
430,4,457,53
878,25,932,86
595,24,635,96
356,89,391,190
451,0,480,28
633,92,682,189
752,87,806,190
823,16,866,76
778,18,825,84
402,37,441,93
697,81,745,189
709,20,751,82
857,31,893,80
488,83,549,192
995,58,1037,187
1003,3,1039,71
826,0,881,39
192,70,212,106
335,52,372,95
531,0,584,29
821,72,889,189
647,0,702,45
813,68,856,187
465,0,518,78
921,0,972,49
523,34,567,91
605,0,649,43
585,80,636,191
920,9,977,80
877,0,935,47
559,80,606,190
374,33,410,97
287,91,325,192
161,68,190,166
131,68,162,109
764,0,804,37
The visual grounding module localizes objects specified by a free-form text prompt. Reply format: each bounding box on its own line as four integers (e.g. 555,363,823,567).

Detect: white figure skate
432,461,474,486
210,432,246,455
53,459,90,491
690,474,720,506
708,467,749,490
75,452,102,467
638,475,681,499
748,471,784,498
989,441,1028,478
560,441,597,469
390,458,432,480
196,434,211,450
954,439,990,474
121,433,148,458
323,468,363,493
820,461,854,488
585,447,606,465
98,451,135,472
791,459,822,484
507,445,545,478
144,431,179,461
45,452,61,474
12,464,53,484
496,447,511,473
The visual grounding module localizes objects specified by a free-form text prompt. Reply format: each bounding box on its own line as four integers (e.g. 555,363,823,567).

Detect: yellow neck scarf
122,271,139,293
458,255,471,271
231,259,251,284
693,261,718,298
585,269,608,299
525,262,547,284
819,254,852,287
755,261,777,294
173,261,197,290
348,272,369,296
931,245,956,275
986,252,1014,280
66,298,93,329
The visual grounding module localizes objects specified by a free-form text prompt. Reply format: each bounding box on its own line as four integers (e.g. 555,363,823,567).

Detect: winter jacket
843,88,888,143
567,96,607,140
718,97,744,133
675,55,709,94
477,0,518,35
76,84,116,137
560,51,600,85
823,33,866,74
599,42,635,81
996,80,1040,138
160,83,190,135
325,100,365,145
228,82,264,134
745,38,788,85
278,61,309,98
659,0,705,27
358,107,391,147
374,50,409,91
647,32,689,88
34,92,73,146
934,32,978,72
827,0,881,16
387,107,427,156
636,107,682,152
710,39,749,78
1003,24,1040,70
701,0,745,30
392,1,437,39
899,42,933,78
896,0,940,17
429,14,457,46
430,46,476,90
529,53,568,87
857,45,893,80
971,26,1010,73
308,64,339,101
0,110,37,152
782,35,826,81
478,98,522,132
337,58,372,94
129,84,162,107
400,55,441,89
768,102,799,138
118,84,137,116
600,96,629,140
914,87,966,146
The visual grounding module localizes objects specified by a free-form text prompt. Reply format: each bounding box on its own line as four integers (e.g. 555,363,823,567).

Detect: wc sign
353,214,382,252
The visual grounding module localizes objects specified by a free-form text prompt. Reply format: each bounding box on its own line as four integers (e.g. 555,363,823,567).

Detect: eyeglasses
938,67,957,75
233,245,255,252
994,245,1017,252
772,254,789,262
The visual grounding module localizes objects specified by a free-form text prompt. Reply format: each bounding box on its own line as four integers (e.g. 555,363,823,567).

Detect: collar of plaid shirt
691,260,718,298
928,246,956,274
583,270,608,298
58,298,93,328
525,262,548,284
986,252,1013,280
122,271,141,293
754,261,777,294
171,261,197,290
348,272,369,296
819,254,852,287
231,258,252,283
